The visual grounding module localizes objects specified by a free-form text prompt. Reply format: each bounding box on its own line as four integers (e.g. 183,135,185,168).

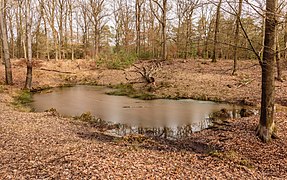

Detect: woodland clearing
0,58,287,179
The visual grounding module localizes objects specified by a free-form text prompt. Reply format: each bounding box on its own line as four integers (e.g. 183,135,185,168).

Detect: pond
30,85,244,139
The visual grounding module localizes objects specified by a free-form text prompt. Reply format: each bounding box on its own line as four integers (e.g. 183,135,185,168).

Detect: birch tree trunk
0,0,13,85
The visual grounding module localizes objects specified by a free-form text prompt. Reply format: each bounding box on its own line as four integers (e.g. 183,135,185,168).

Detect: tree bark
284,13,287,60
232,0,243,75
68,0,74,60
7,12,15,58
275,29,282,81
135,0,141,56
24,0,32,89
0,0,13,85
256,0,277,143
149,0,167,60
162,0,167,60
212,0,222,62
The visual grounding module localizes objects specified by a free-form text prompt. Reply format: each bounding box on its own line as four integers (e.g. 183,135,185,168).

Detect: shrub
98,51,137,70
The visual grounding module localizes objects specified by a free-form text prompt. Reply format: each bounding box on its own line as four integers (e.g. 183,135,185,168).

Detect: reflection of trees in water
111,118,213,139
105,107,254,139
176,125,192,138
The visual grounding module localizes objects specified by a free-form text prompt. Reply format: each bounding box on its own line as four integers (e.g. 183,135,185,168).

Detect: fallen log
39,68,75,74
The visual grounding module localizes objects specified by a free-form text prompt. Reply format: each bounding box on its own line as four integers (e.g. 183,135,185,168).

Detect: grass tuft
12,90,33,112
107,83,156,100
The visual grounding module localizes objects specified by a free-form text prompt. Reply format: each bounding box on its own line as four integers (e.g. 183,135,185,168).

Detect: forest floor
0,58,287,179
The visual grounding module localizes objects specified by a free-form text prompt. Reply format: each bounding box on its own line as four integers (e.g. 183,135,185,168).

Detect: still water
30,85,242,137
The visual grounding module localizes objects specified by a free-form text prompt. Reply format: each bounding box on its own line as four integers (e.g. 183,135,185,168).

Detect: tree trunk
16,2,24,58
162,0,167,60
256,0,277,143
275,29,282,81
284,13,287,60
8,13,15,58
69,1,74,60
43,16,50,60
24,0,32,89
232,0,243,75
135,0,141,56
94,24,99,59
212,0,222,63
0,0,13,85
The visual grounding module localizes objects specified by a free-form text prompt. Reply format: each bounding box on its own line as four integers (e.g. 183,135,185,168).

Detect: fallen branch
124,62,162,85
39,68,75,74
237,78,255,88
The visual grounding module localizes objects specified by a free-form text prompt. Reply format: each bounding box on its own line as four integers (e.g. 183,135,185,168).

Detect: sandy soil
0,58,287,179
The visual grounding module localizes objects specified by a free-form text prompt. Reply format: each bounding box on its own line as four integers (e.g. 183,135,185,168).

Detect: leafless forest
0,0,286,61
1,0,287,178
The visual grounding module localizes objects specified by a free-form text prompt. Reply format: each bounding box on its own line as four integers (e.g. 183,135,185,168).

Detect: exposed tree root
256,122,277,143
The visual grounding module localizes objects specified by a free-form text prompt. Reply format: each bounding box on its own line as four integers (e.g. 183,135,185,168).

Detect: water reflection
31,85,243,138
107,118,212,139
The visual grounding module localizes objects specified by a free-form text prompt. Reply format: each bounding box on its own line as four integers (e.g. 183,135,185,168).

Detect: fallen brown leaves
0,58,287,179
1,91,287,179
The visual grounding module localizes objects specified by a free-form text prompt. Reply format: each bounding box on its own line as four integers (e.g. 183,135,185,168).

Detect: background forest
1,0,286,64
1,0,287,178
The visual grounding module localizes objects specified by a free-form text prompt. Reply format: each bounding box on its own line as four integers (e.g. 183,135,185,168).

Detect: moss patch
12,90,33,112
209,150,254,169
107,83,156,100
14,90,33,104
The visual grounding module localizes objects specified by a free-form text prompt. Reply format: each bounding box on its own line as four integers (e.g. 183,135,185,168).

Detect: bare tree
121,0,134,52
212,0,222,63
78,1,90,59
136,0,144,56
176,0,198,59
87,0,106,59
34,2,43,59
0,0,13,85
68,0,74,60
15,0,25,59
24,0,32,89
256,0,277,143
149,0,167,60
6,6,15,58
112,0,121,52
57,0,66,60
197,5,213,59
41,0,60,60
232,0,243,75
